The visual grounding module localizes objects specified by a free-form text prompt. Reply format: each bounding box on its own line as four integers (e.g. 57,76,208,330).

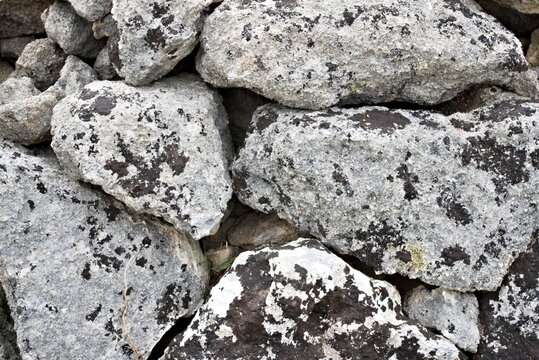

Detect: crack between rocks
146,315,194,360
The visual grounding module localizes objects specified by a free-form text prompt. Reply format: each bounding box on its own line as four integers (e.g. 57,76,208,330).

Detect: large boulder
164,239,464,359
0,141,208,359
51,75,233,240
232,101,539,292
0,0,54,38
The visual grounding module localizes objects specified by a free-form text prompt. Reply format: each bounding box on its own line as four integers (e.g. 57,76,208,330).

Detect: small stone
527,28,539,66
404,286,480,352
0,36,35,60
0,61,13,84
67,0,112,21
483,0,539,13
0,0,54,38
93,47,117,80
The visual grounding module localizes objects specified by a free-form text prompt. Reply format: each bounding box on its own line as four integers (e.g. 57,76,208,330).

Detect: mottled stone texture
0,0,54,38
51,75,233,240
164,239,464,360
232,101,539,292
0,141,208,360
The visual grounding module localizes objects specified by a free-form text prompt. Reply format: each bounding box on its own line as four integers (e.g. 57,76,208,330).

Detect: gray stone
198,0,536,110
164,239,464,360
67,0,112,21
0,286,21,360
42,1,105,58
0,0,54,38
109,0,213,85
436,86,528,115
0,141,208,360
0,36,34,59
0,61,13,84
93,14,114,40
51,74,233,240
404,286,480,352
94,47,117,80
484,0,539,13
0,56,97,145
232,102,539,292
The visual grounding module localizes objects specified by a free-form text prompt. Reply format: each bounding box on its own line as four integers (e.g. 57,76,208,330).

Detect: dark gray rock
0,61,13,84
0,0,54,38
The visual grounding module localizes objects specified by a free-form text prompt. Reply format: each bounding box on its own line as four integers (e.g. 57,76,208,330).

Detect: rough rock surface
0,286,20,360
232,102,539,291
198,0,536,110
164,239,464,359
109,0,213,85
0,56,97,145
0,0,54,38
0,36,34,60
51,74,233,240
0,141,208,360
0,61,13,84
68,0,113,22
486,0,539,13
476,234,539,359
404,286,480,352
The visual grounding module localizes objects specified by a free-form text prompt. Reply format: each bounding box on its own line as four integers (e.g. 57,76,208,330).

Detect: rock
198,0,536,110
67,0,112,21
0,141,208,359
12,38,67,91
0,0,54,38
484,0,539,13
205,246,241,272
42,1,105,58
436,86,528,115
476,0,539,35
94,47,117,80
0,61,13,84
228,212,301,250
109,0,213,85
164,239,464,359
93,14,115,40
0,56,97,145
232,102,539,292
476,234,539,359
0,286,21,360
0,36,34,59
51,74,233,240
527,28,539,66
404,286,480,352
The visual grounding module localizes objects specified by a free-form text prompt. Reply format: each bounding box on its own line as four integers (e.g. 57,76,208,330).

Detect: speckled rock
485,0,539,13
476,234,539,359
67,0,112,21
94,47,117,80
51,74,233,240
198,0,536,110
164,239,464,359
0,0,54,38
404,286,480,352
0,61,13,84
42,1,104,58
0,36,34,59
109,0,214,85
232,102,539,292
0,141,208,360
0,286,20,360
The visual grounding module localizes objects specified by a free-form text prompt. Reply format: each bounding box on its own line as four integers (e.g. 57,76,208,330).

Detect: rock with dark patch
0,141,208,359
164,239,464,359
0,0,54,38
232,102,539,291
404,286,480,352
67,0,112,21
198,0,536,110
0,286,21,360
51,74,233,240
109,0,214,85
484,0,539,13
0,36,35,60
476,234,539,359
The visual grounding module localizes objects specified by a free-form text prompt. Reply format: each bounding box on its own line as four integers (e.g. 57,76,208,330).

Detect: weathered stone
109,0,213,85
51,74,233,240
476,0,539,35
0,286,21,360
232,102,539,292
94,47,117,80
0,0,54,38
476,234,539,359
0,36,34,59
484,0,539,13
42,1,105,58
0,141,208,359
0,56,97,145
404,286,480,352
198,0,536,110
164,239,464,359
67,0,112,21
527,28,539,66
0,61,13,84
436,86,528,115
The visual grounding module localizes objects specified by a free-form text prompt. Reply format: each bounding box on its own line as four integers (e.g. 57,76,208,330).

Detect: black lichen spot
396,250,412,263
151,2,169,17
349,110,411,134
85,304,102,321
104,205,121,222
354,220,406,266
530,149,539,169
436,191,472,226
27,200,35,210
232,166,252,199
440,245,471,266
104,160,129,177
156,283,184,325
36,182,47,194
81,262,91,280
396,164,419,201
93,253,122,272
135,257,147,267
254,108,279,132
164,144,189,176
92,95,117,116
450,118,475,131
145,28,166,51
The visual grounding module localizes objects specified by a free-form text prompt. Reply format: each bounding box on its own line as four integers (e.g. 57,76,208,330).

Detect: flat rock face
232,101,539,291
0,141,208,359
68,0,112,21
476,234,539,359
0,0,54,38
51,75,233,240
198,0,536,110
404,286,480,352
109,0,213,85
486,0,539,13
164,239,463,360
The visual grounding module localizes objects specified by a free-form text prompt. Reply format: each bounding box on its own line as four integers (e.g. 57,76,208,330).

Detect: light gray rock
0,36,34,59
0,141,208,360
484,0,539,13
232,102,539,292
94,47,117,80
164,239,464,360
198,0,536,110
0,286,21,360
42,1,104,58
0,56,97,145
67,0,112,21
51,75,233,240
0,61,13,84
437,86,528,115
404,286,480,352
109,0,213,85
205,246,241,272
0,0,53,38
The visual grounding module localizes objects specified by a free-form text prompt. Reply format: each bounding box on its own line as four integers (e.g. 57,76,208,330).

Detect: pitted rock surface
164,239,464,360
232,101,539,292
67,0,112,22
109,0,214,85
485,0,539,13
404,286,480,352
198,0,536,110
0,141,208,360
51,74,233,240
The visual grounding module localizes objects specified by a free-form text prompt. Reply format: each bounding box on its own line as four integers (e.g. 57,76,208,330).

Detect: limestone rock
527,28,539,66
51,74,233,240
232,102,539,292
485,0,539,13
0,0,54,38
94,47,117,80
164,239,464,359
109,0,213,85
67,0,112,21
0,36,34,60
404,286,480,352
0,61,13,84
0,286,20,360
0,141,208,359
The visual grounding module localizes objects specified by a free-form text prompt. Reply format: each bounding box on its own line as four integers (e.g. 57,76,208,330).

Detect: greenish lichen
350,81,370,94
404,243,427,273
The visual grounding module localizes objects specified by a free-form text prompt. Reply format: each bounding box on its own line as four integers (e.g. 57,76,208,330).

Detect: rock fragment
67,0,112,22
0,0,54,38
232,102,539,291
